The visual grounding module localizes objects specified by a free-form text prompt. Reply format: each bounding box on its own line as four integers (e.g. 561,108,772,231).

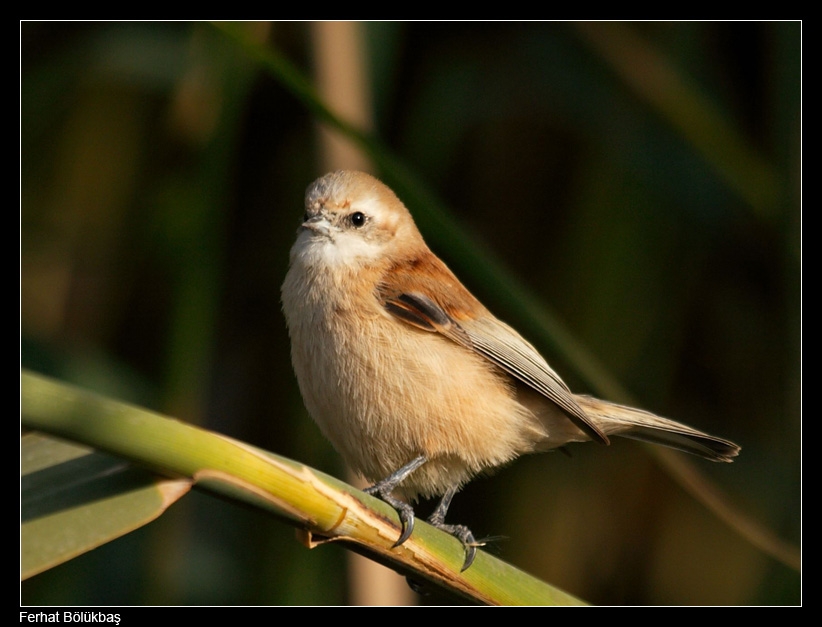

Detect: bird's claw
364,484,416,547
364,456,428,547
392,503,415,547
428,520,484,571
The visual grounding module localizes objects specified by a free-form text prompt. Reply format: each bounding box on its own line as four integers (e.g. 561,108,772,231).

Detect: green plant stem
21,369,587,606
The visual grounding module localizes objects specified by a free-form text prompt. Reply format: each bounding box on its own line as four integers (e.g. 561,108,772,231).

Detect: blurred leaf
21,433,191,579
574,22,782,221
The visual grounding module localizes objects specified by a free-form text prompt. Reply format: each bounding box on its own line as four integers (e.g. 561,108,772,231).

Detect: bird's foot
426,484,484,571
364,455,428,547
427,519,485,572
364,483,417,547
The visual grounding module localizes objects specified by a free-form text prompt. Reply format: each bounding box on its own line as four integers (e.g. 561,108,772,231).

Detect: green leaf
21,432,190,579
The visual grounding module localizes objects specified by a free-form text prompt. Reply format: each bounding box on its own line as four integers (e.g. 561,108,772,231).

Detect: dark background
21,21,800,605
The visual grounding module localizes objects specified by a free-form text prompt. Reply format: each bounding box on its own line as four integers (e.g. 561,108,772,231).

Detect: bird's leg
428,485,483,571
364,455,427,547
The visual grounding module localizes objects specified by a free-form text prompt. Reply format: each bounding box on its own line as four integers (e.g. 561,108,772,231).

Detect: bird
280,170,740,571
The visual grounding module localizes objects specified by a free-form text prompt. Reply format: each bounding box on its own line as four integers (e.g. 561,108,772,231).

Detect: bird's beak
301,213,332,237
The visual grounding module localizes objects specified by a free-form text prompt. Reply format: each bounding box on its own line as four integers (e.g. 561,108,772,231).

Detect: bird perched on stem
281,170,740,571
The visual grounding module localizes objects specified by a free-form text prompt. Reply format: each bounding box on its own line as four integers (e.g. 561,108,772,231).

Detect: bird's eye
349,211,366,228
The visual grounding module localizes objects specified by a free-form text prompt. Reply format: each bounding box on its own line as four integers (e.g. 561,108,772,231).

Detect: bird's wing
376,253,609,445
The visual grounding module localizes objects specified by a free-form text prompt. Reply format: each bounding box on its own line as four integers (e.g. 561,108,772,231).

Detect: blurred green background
21,21,800,605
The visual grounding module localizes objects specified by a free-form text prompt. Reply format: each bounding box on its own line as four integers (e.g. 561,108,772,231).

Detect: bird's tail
574,395,740,462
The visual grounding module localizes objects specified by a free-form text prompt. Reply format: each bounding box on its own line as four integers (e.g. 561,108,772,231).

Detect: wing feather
376,255,609,444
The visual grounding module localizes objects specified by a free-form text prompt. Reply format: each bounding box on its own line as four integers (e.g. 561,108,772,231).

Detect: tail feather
574,395,740,463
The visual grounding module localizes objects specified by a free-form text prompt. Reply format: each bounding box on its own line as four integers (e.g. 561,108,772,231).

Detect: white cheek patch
326,231,384,266
292,228,384,269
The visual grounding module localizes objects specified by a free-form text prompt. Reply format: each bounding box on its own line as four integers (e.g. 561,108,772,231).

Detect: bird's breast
282,262,546,498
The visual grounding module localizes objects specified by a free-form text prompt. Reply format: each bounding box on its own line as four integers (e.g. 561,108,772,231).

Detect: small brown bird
281,170,740,570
